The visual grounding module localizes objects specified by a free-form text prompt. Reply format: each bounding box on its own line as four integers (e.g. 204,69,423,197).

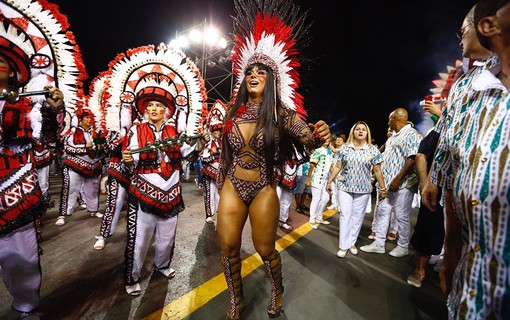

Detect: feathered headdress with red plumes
105,43,207,136
231,0,312,119
85,71,111,134
0,0,88,135
206,100,227,132
428,59,463,99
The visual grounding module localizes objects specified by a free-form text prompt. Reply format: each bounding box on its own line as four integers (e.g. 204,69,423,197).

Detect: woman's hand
309,120,331,143
45,86,64,108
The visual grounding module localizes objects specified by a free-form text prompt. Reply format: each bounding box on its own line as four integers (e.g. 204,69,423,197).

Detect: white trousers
371,189,398,234
374,188,414,248
182,160,191,180
101,179,127,237
276,185,292,223
0,223,41,313
129,208,178,283
338,190,371,250
37,165,50,195
62,167,100,215
110,184,127,235
309,184,330,222
330,179,338,208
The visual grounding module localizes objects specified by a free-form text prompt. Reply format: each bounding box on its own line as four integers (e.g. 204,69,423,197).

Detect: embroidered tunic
200,137,221,180
0,98,64,235
125,121,197,218
62,126,103,177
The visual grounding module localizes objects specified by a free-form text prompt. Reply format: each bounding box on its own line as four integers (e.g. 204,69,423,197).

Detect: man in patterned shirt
420,4,495,317
360,108,422,257
425,0,510,318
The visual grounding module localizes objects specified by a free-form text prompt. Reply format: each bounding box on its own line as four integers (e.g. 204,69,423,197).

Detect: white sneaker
125,283,141,296
158,267,176,278
308,221,319,229
365,207,372,214
205,217,214,224
317,219,331,225
94,236,105,250
360,242,385,254
55,216,66,226
389,246,408,257
434,258,443,273
368,232,376,240
79,204,87,210
279,222,293,230
428,254,441,265
336,249,347,258
90,212,104,218
349,246,358,255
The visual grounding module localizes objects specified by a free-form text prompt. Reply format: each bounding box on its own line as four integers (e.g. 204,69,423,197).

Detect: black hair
221,63,305,182
474,0,510,50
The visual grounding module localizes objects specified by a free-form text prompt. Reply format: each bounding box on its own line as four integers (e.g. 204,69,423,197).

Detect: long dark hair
221,63,304,182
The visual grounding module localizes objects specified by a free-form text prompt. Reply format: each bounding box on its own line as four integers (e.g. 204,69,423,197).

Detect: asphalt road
0,173,447,320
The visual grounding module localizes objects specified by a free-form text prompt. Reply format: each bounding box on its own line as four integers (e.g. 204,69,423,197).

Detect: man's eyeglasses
456,24,471,40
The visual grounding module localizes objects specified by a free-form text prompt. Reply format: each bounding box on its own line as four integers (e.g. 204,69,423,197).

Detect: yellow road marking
144,210,336,319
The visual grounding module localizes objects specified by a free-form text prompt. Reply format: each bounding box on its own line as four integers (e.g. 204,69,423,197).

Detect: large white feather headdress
105,43,207,136
0,0,87,137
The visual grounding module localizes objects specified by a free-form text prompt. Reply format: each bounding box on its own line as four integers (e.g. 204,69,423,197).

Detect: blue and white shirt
378,124,421,191
335,143,382,194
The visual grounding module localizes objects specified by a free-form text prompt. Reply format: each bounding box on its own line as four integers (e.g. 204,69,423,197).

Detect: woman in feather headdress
216,0,331,318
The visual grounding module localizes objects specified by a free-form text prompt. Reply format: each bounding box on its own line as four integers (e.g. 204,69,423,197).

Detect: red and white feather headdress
104,43,207,136
0,0,87,110
206,99,227,132
0,0,87,136
85,71,111,134
231,0,311,118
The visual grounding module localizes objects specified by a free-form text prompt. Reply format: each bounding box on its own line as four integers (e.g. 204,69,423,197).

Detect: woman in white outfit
327,121,387,257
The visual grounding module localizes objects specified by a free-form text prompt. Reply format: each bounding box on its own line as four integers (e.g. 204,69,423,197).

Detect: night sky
51,0,476,144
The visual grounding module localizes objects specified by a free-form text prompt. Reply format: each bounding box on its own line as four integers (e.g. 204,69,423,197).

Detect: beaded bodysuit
219,102,320,204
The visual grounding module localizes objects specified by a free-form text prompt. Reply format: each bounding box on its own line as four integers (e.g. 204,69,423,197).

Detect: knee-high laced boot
262,250,283,318
222,254,244,320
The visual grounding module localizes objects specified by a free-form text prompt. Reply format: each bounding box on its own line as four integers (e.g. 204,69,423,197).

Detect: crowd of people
1,0,509,319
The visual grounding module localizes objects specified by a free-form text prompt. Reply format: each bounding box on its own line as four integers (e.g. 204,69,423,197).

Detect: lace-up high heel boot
222,254,244,320
262,250,284,318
